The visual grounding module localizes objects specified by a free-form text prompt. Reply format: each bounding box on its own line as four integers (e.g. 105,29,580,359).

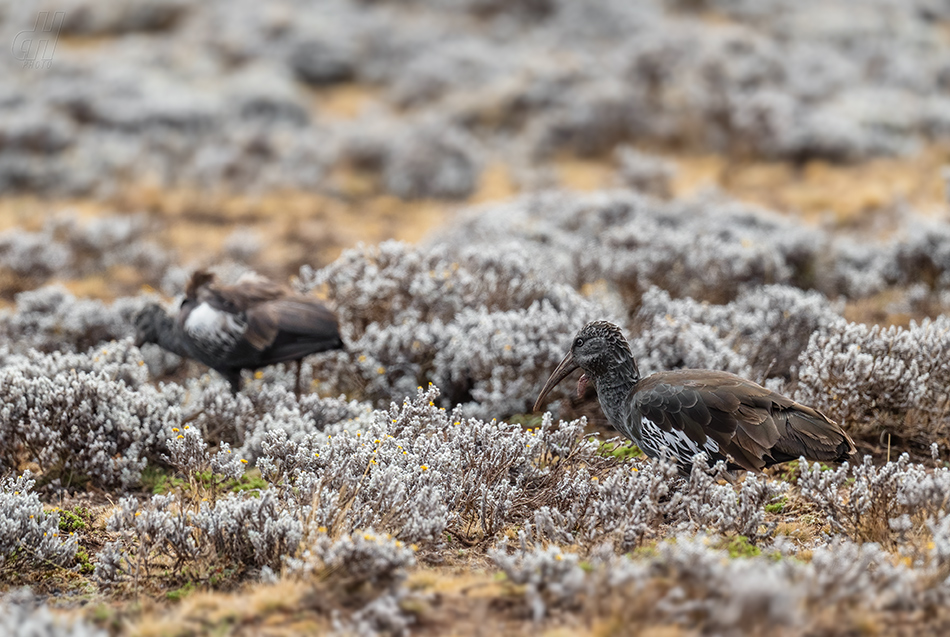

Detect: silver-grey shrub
499,532,946,633
181,376,363,463
0,286,143,354
0,213,173,288
297,530,416,589
258,384,614,545
489,543,586,622
0,473,78,569
797,455,950,544
101,489,303,582
525,454,781,551
0,589,105,637
634,284,841,380
795,316,950,442
0,341,182,489
298,240,609,416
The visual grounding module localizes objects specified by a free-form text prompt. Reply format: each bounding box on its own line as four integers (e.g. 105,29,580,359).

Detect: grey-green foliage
0,473,78,568
0,589,105,637
795,317,950,437
0,340,182,488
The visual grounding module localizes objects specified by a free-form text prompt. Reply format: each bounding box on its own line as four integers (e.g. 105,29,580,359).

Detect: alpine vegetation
0,341,182,489
7,0,950,633
795,316,950,448
0,474,78,569
0,589,105,637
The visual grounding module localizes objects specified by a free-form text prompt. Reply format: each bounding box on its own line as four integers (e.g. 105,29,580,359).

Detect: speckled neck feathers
579,321,640,385
577,321,640,431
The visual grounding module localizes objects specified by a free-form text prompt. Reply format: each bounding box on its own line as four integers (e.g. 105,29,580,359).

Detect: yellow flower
555,554,563,561
135,512,141,517
184,425,189,429
591,476,599,481
240,459,248,464
177,435,184,439
377,366,386,374
318,526,327,533
410,544,419,551
358,355,367,362
364,533,375,541
254,371,264,379
172,428,180,433
314,453,320,457
420,465,428,471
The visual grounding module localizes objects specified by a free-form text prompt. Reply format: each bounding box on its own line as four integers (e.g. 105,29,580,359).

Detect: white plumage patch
184,303,246,355
638,416,721,462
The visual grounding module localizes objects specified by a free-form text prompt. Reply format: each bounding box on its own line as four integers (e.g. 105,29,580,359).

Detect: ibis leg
295,359,302,398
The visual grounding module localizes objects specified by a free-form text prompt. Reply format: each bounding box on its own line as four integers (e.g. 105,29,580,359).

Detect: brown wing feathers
635,371,854,472
186,270,338,352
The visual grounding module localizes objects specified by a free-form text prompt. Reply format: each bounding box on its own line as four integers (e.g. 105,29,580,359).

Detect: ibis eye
574,337,584,348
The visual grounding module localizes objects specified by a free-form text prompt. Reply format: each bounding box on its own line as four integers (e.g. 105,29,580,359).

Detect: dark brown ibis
534,321,855,473
134,270,344,395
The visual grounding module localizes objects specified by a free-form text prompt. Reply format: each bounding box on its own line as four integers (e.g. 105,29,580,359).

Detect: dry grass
669,143,950,225
3,141,948,313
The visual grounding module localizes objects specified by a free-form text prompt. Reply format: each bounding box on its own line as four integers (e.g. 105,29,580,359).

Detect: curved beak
533,350,579,412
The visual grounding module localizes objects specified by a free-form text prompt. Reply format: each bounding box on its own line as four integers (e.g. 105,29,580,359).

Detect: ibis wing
244,298,341,355
186,269,286,307
634,369,854,470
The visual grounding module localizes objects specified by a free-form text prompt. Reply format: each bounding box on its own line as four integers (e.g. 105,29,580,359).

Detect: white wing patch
184,302,246,355
638,416,721,461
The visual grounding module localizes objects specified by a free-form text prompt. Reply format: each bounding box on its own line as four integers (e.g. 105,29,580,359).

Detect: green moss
716,535,761,559
510,413,546,429
91,604,113,623
75,547,95,575
230,473,268,493
208,567,237,588
630,542,660,559
765,496,787,514
141,465,184,495
57,508,88,533
166,581,196,602
597,441,643,460
141,465,267,496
